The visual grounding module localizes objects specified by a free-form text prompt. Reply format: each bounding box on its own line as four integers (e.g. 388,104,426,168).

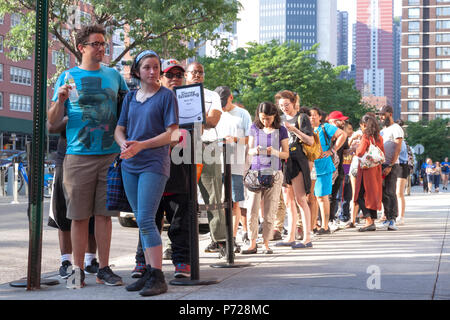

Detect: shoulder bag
106,155,133,212
359,137,385,169
299,114,322,161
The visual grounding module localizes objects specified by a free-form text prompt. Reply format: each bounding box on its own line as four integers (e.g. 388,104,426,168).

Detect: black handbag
106,155,133,212
244,169,275,193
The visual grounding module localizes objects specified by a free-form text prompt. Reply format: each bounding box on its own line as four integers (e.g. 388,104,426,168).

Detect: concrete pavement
0,186,449,301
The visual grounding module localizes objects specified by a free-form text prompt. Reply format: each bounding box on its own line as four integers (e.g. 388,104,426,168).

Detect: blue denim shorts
232,174,245,203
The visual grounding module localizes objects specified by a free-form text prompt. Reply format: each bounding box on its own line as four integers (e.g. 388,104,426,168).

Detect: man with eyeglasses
185,62,228,258
48,24,128,288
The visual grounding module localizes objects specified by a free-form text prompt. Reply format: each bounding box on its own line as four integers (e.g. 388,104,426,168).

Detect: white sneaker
377,220,390,230
388,220,399,231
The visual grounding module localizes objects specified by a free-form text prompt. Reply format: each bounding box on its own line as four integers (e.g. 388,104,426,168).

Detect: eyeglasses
84,41,107,48
164,73,183,79
187,70,205,76
279,104,291,109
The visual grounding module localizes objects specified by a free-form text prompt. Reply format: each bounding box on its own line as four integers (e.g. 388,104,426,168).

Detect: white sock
84,253,96,267
61,254,72,264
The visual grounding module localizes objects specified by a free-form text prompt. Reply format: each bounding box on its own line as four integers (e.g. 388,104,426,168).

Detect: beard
383,117,391,127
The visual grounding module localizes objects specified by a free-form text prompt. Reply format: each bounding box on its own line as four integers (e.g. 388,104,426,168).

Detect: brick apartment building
0,3,120,152
401,0,450,122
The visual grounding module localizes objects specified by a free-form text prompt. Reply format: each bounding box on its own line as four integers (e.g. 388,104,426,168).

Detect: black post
170,126,219,286
210,140,251,269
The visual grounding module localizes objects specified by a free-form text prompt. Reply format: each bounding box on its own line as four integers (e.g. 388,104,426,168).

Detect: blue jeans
122,170,168,250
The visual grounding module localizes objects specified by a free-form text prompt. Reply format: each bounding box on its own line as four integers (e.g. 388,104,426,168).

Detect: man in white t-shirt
215,86,252,252
379,105,404,231
185,62,227,256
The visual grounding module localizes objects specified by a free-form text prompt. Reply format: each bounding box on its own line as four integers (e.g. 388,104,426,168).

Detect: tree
0,0,242,65
199,41,370,125
405,119,450,162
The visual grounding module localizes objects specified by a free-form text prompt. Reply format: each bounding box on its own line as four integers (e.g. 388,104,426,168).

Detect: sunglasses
164,73,183,79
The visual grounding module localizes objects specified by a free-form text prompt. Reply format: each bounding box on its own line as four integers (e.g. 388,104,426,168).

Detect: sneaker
174,263,191,278
204,241,219,253
218,243,228,259
388,220,399,231
271,230,283,241
315,228,331,235
84,258,99,275
233,238,241,253
96,266,124,286
163,248,172,260
59,260,72,279
378,220,390,230
66,267,85,289
131,263,147,279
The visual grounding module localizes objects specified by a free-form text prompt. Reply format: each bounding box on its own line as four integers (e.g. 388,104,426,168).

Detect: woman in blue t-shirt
309,108,346,235
241,102,289,255
442,157,449,190
115,50,179,297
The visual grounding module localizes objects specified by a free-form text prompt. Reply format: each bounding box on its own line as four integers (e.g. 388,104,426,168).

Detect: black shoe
204,241,219,253
218,242,227,259
163,248,172,260
126,267,151,291
316,228,331,235
241,247,257,254
271,230,283,241
139,268,168,297
59,260,72,279
358,224,376,232
96,266,123,286
84,258,99,275
233,238,241,253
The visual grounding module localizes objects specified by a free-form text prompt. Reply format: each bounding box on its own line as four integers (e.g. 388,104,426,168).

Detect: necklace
136,84,161,103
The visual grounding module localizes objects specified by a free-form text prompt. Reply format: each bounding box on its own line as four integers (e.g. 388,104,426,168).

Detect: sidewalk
1,186,449,301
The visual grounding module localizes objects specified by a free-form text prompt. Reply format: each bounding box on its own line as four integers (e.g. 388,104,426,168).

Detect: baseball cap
214,86,232,108
378,105,394,114
161,59,185,73
328,111,349,121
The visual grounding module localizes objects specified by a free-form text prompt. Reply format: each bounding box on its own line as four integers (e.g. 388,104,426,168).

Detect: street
0,186,449,301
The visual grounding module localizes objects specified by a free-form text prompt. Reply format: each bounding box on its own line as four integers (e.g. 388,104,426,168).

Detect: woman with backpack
276,90,314,248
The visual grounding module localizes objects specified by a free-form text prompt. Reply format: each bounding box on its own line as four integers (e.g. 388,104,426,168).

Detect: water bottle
64,72,79,103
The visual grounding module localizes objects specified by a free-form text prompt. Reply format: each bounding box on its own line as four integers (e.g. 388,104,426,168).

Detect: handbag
244,169,275,193
106,155,133,212
297,114,321,161
359,138,385,169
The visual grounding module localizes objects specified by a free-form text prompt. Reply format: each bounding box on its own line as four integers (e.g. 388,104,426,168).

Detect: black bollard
210,139,251,269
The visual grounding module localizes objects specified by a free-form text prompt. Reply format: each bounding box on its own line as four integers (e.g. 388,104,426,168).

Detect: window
408,47,420,58
52,50,70,68
10,94,31,112
0,92,2,109
408,21,420,32
437,47,450,56
436,74,450,82
408,114,420,122
408,87,420,98
435,114,450,119
436,60,450,69
408,0,420,4
436,87,450,96
436,20,450,29
408,8,420,18
436,33,450,43
0,64,2,81
10,66,32,86
408,61,420,71
436,7,450,16
10,13,21,27
408,101,420,111
0,14,3,24
408,34,420,44
408,74,420,84
436,100,450,109
0,35,3,52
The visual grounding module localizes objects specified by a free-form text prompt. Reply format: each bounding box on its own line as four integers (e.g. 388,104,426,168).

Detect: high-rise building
258,0,337,65
401,0,450,122
356,0,394,107
393,17,402,120
337,11,349,67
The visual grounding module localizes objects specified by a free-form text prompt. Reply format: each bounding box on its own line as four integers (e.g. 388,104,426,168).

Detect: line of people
46,24,432,298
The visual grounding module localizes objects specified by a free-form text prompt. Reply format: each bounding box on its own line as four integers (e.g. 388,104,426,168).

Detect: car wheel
118,216,138,228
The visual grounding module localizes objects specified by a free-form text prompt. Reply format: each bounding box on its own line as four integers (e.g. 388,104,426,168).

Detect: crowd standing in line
47,23,448,297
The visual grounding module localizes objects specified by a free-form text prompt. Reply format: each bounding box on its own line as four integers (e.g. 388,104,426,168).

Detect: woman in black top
276,90,314,248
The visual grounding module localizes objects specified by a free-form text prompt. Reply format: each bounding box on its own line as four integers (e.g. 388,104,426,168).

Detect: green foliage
199,41,369,125
405,119,450,162
0,0,241,64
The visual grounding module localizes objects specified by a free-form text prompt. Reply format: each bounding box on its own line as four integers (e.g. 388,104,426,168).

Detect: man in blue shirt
442,157,449,190
48,24,128,288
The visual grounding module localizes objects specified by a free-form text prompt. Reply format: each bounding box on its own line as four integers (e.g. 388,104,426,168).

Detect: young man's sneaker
66,267,85,289
204,241,219,253
84,258,99,275
174,263,191,278
388,219,399,231
96,266,124,286
163,248,172,260
131,263,147,279
378,220,390,230
59,260,72,279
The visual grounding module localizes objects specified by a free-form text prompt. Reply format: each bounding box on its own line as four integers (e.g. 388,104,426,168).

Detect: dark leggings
357,181,378,220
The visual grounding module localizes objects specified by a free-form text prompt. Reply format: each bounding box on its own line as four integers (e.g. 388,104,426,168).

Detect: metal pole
27,0,49,290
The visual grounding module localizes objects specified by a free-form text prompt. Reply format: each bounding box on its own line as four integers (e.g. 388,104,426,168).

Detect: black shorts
398,163,410,179
47,165,94,234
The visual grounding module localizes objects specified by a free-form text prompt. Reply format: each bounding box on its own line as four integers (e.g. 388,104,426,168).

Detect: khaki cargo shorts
63,153,118,221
